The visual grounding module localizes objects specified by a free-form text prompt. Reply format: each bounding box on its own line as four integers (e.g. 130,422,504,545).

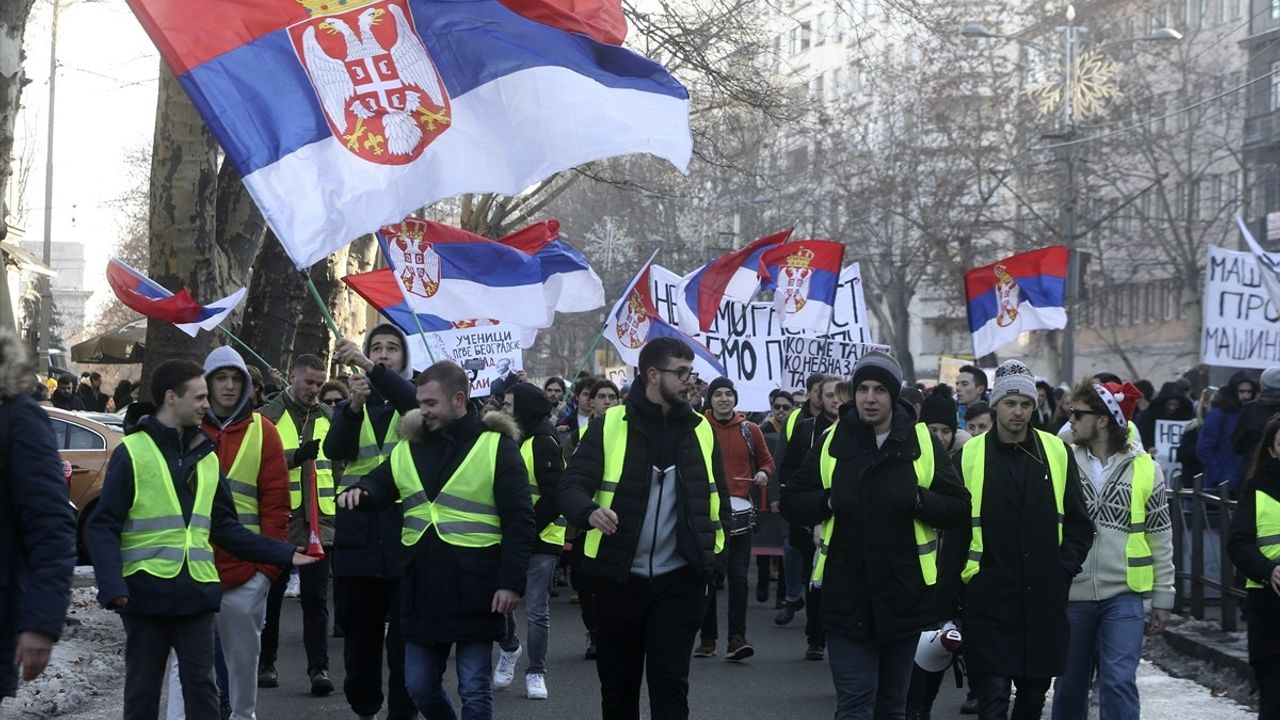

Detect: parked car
41,406,123,563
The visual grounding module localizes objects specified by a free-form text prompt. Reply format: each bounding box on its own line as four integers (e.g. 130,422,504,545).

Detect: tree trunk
891,277,916,384
139,64,220,399
241,229,304,371
214,159,265,286
294,246,349,366
0,0,37,239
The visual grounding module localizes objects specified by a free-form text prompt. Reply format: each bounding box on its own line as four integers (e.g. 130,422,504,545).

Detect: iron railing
1169,472,1246,631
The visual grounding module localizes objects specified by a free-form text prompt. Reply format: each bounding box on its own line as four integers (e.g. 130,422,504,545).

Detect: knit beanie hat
989,359,1037,405
706,376,736,402
851,351,903,405
920,386,958,429
1263,366,1280,393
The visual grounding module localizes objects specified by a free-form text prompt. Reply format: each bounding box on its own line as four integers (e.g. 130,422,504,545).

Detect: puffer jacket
260,388,337,546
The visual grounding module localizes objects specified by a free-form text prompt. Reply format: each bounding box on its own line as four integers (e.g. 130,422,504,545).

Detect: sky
16,0,159,324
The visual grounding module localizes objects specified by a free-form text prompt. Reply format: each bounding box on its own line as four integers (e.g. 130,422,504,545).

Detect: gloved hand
294,439,321,465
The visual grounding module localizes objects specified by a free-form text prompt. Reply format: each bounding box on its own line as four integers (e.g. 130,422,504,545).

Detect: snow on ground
1129,660,1253,719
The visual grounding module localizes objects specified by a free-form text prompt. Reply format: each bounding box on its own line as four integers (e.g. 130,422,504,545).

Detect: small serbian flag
605,251,726,379
497,220,605,314
964,246,1068,358
106,259,246,337
758,240,845,333
676,230,791,333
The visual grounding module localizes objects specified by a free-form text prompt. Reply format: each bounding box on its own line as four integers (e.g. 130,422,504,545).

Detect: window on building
1190,179,1201,219
1175,284,1186,320
1273,0,1280,20
1100,292,1111,328
800,22,811,52
1228,171,1240,208
1271,61,1280,112
1129,285,1141,325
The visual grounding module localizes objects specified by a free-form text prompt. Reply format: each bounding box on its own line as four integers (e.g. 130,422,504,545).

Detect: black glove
294,439,321,465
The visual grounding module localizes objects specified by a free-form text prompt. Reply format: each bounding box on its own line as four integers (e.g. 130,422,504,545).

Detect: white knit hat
990,359,1037,405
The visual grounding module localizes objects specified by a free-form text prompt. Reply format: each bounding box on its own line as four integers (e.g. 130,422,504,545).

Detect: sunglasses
321,397,344,406
772,404,792,411
1070,409,1098,420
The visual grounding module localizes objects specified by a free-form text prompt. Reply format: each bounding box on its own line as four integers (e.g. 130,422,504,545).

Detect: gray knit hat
851,351,904,405
989,359,1036,405
1262,366,1280,393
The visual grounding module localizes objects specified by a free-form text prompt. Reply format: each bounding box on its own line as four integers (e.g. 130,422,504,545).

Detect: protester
964,402,993,436
900,386,924,420
758,388,795,609
1197,372,1256,499
782,352,970,719
1034,380,1058,432
259,354,337,695
920,384,972,458
1052,380,1175,720
319,381,349,409
51,375,85,411
696,377,775,662
113,379,136,415
560,376,596,456
337,360,533,720
543,376,567,421
589,380,620,417
79,372,108,412
0,332,76,703
1177,389,1213,485
328,329,419,720
1234,367,1280,473
955,365,988,430
558,337,728,720
1135,382,1195,452
944,359,1094,719
1227,416,1280,720
87,359,315,720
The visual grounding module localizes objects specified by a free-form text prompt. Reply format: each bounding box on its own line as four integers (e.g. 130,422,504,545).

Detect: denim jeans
825,632,917,720
524,553,558,676
404,640,493,720
781,536,804,603
1051,593,1146,720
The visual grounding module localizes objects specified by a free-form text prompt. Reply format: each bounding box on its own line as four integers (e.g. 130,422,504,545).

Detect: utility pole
1057,5,1082,384
36,0,60,372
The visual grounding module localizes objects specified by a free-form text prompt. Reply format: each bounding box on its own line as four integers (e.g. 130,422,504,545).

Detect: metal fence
1169,471,1247,631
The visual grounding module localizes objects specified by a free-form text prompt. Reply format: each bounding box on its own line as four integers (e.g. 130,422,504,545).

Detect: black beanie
706,376,736,402
509,382,552,431
850,351,903,406
920,391,958,429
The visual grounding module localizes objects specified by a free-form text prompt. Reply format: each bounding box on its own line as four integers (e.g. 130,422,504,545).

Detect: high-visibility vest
391,432,503,548
1125,454,1156,593
784,408,803,441
578,423,589,440
119,433,220,583
960,429,1068,584
521,437,567,547
811,423,938,589
223,413,264,534
277,411,335,515
583,405,723,558
1246,490,1280,589
340,409,400,490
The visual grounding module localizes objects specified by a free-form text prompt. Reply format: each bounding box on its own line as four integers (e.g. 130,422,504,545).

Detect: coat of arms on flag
385,218,442,298
289,0,451,163
993,264,1021,327
616,288,652,349
779,247,816,313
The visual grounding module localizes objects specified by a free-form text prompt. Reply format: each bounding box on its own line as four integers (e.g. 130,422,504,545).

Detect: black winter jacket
781,402,970,643
352,408,533,645
1228,459,1280,663
558,390,730,584
1232,391,1280,463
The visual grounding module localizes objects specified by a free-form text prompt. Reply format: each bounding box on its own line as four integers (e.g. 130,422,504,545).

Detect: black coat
87,417,296,617
1227,459,1280,663
558,390,730,585
0,392,77,698
780,413,835,549
781,402,970,643
1232,392,1280,464
524,420,566,557
1135,382,1195,451
942,430,1094,679
353,408,533,645
324,364,417,579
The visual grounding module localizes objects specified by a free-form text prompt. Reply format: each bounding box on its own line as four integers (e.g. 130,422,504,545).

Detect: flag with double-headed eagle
963,246,1068,358
758,240,845,333
125,0,692,270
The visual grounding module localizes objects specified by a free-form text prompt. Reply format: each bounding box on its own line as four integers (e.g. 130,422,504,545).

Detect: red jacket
705,411,775,500
202,414,291,589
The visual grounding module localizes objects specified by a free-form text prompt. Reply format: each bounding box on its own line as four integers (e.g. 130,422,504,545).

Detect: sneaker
804,640,825,661
257,664,278,688
493,645,522,689
584,632,597,660
526,673,548,700
774,597,805,626
309,669,334,696
959,695,979,714
725,636,754,662
693,639,716,658
284,571,300,598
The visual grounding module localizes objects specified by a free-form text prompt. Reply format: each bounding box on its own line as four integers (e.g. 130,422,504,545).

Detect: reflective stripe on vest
341,410,400,490
1247,490,1280,589
120,433,220,583
521,438,567,547
584,405,723,559
277,411,335,515
224,413,264,534
391,432,503,548
811,423,938,589
960,429,1068,584
1126,454,1156,593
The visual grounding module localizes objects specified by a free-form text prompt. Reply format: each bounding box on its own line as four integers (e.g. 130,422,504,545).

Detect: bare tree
0,0,37,239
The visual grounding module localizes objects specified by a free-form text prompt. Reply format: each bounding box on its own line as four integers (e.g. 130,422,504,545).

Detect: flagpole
301,272,374,373
406,307,439,365
571,321,608,382
216,326,281,377
575,249,661,382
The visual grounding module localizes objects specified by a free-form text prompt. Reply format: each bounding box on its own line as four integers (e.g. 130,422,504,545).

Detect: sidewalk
1146,611,1255,710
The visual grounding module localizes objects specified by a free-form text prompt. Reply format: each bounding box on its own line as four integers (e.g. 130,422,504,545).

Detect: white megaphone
914,620,963,672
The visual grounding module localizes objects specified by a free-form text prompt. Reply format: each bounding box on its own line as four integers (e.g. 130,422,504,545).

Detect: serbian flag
758,240,845,333
676,230,791,333
497,220,605,313
964,246,1068,358
106,259,247,337
126,0,692,270
1236,215,1280,309
604,252,726,379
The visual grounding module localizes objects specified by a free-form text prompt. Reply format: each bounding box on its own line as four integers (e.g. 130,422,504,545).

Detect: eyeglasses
1070,409,1098,420
321,397,344,406
657,367,699,383
772,404,793,412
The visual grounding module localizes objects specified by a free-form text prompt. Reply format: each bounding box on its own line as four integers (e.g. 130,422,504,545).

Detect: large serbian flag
126,0,692,270
758,240,845,333
106,259,247,337
964,246,1068,358
676,230,791,333
497,220,605,313
604,252,726,379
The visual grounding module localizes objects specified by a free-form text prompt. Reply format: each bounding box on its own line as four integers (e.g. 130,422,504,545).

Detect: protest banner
1154,419,1190,489
406,325,527,396
1202,245,1280,369
601,365,632,387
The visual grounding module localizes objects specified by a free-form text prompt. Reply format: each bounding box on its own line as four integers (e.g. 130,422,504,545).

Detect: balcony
1245,112,1280,152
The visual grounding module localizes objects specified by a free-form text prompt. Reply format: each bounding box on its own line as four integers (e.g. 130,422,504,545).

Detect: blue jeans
404,640,493,720
1051,593,1145,720
826,632,916,720
524,553,558,676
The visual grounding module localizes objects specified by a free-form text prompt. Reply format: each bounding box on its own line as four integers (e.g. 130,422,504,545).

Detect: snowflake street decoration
1025,49,1120,124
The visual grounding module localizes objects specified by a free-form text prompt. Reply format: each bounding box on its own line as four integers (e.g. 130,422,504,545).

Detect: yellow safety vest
784,408,803,442
340,409,400,490
521,437,567,547
223,413,264,534
119,433,220,583
1125,454,1156,593
391,432,503,548
812,423,938,589
960,429,1068,584
583,405,723,558
277,411,335,515
1246,490,1280,589
578,422,589,440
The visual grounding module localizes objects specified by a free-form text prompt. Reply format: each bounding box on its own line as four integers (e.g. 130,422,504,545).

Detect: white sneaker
284,570,300,598
493,646,521,689
525,673,548,700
